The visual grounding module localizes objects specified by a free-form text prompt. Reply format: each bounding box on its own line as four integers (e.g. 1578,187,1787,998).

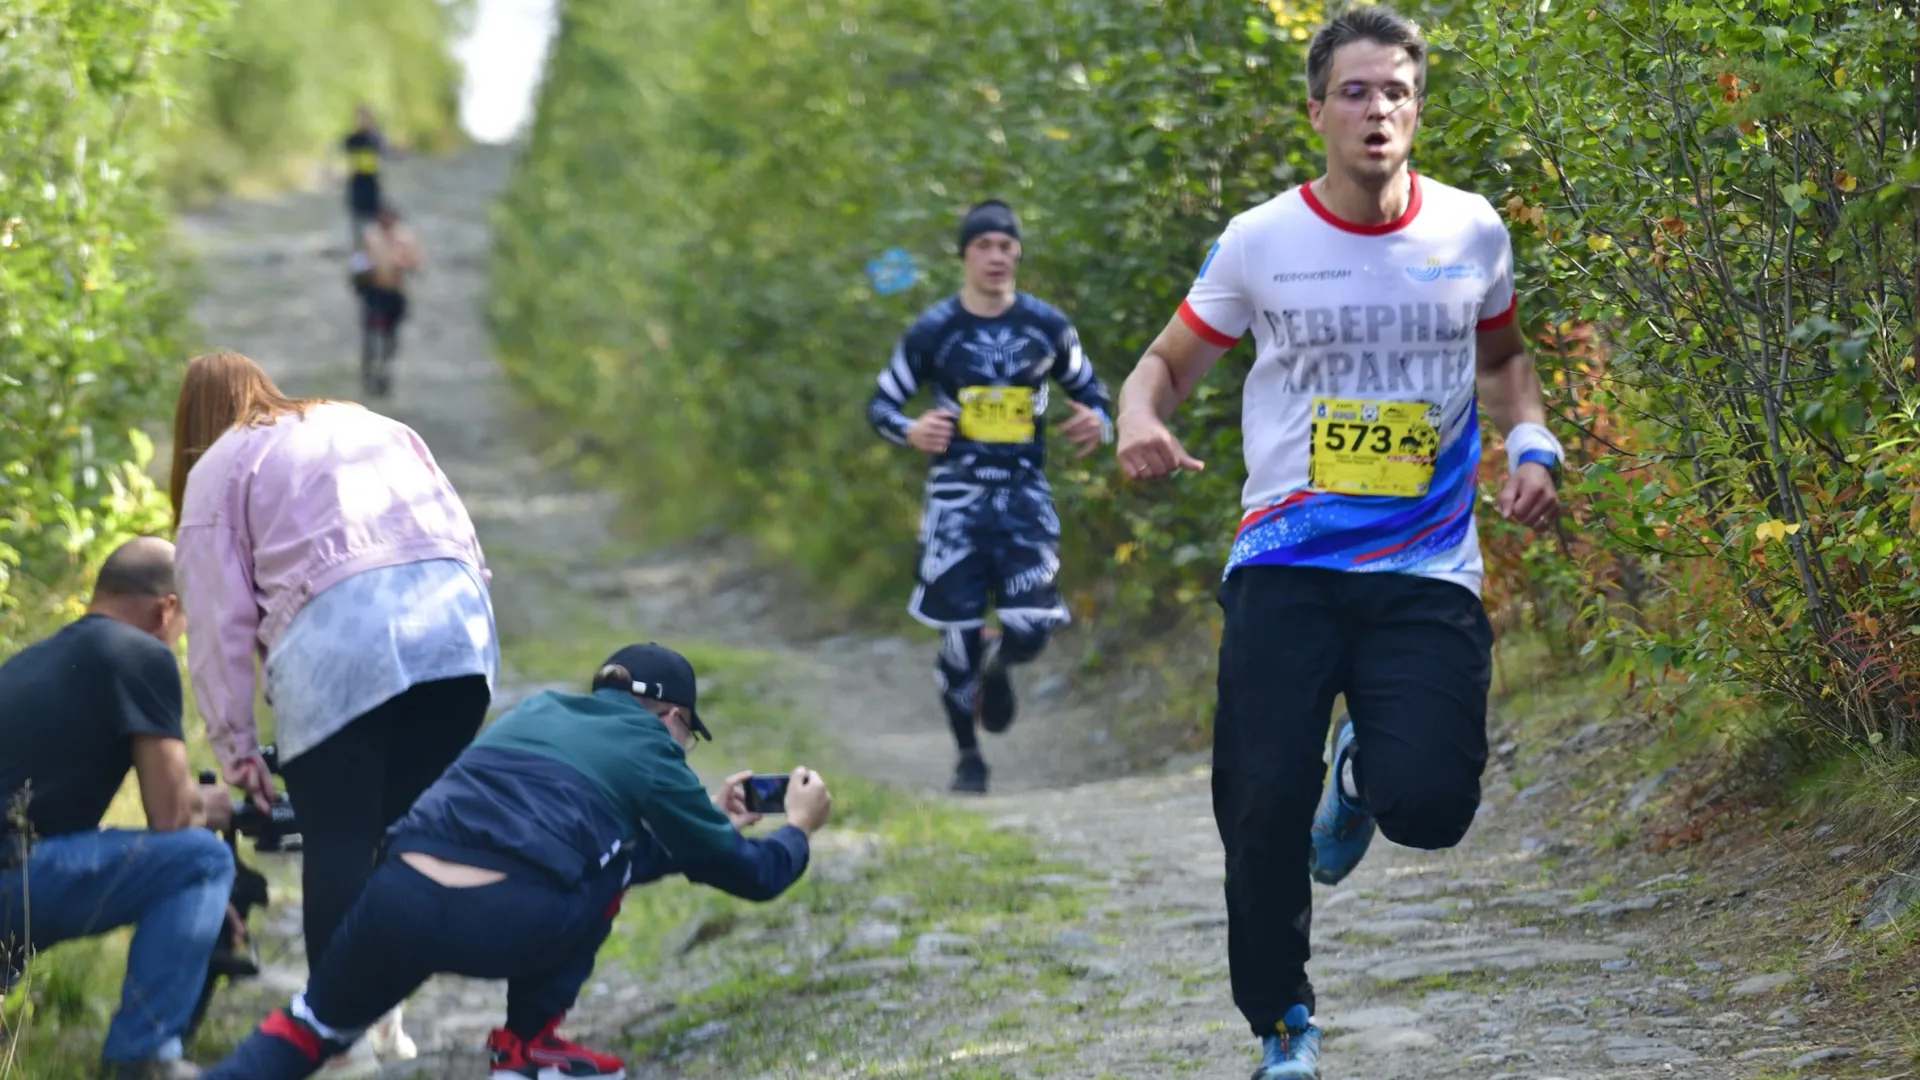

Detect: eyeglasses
1326,82,1420,109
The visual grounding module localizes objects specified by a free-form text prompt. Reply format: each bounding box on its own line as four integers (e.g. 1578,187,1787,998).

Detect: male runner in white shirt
1113,6,1564,1076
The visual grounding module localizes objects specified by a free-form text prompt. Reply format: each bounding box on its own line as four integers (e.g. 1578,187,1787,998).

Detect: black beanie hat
957,199,1020,256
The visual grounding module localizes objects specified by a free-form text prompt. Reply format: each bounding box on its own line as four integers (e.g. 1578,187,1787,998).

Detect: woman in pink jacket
170,350,497,1062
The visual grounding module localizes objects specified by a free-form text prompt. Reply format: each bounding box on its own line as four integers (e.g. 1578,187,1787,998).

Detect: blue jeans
0,828,235,1061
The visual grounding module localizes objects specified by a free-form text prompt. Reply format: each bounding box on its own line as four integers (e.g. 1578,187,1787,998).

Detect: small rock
1514,779,1560,804
684,1019,731,1044
1030,674,1069,702
1603,1034,1695,1065
1321,1006,1423,1031
1024,873,1080,888
1766,1007,1802,1027
1694,960,1723,972
1560,895,1661,919
1051,929,1099,951
1636,872,1690,890
1729,972,1795,998
1156,913,1228,932
845,920,902,950
1601,958,1637,972
1625,767,1676,812
912,932,974,958
1787,1047,1856,1069
868,894,911,914
1859,860,1920,930
1380,903,1451,920
1076,957,1124,981
1826,845,1858,860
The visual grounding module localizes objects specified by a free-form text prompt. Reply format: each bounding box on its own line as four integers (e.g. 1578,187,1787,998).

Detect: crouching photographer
0,538,237,1080
206,642,833,1080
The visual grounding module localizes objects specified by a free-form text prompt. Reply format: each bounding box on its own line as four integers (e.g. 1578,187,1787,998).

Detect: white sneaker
366,1006,418,1061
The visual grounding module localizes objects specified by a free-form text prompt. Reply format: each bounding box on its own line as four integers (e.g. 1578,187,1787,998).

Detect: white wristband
1504,422,1563,473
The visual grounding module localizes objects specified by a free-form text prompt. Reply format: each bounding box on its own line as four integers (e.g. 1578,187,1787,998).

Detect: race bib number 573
1308,397,1441,497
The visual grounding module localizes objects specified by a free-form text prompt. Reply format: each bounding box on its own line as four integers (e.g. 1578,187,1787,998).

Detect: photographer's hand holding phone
783,767,832,835
714,767,833,836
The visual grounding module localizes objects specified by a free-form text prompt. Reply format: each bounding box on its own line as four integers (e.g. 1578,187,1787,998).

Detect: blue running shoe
1309,713,1375,886
1252,1005,1321,1079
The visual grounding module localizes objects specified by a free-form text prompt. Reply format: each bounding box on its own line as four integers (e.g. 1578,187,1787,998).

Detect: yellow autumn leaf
1042,126,1071,141
1585,233,1612,252
1542,159,1560,181
1754,519,1802,542
1835,171,1857,192
1833,66,1847,87
1113,541,1138,565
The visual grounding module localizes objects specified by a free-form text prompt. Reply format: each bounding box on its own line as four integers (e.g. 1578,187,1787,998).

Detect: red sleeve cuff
1476,295,1518,331
1177,299,1241,348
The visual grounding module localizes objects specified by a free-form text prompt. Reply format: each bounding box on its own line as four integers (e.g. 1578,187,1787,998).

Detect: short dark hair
93,537,175,600
1306,5,1429,101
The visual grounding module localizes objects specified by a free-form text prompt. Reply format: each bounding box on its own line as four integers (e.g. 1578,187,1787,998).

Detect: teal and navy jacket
384,688,810,901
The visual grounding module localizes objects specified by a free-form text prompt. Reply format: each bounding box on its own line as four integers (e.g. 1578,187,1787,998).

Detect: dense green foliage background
0,0,464,647
495,0,1918,752
161,0,470,203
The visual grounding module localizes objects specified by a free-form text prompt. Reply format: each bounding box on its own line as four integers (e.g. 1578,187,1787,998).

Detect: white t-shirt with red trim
1176,173,1517,595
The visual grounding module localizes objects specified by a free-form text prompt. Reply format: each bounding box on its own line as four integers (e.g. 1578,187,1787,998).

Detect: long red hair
168,350,333,522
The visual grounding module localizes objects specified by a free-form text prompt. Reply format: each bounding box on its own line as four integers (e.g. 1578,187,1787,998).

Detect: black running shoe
951,750,989,794
977,635,1017,734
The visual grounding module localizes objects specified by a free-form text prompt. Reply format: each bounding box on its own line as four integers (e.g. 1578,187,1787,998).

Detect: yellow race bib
957,386,1035,444
349,147,380,175
1308,397,1440,497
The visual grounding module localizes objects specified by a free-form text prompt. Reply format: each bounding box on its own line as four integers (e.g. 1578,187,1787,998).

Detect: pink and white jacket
174,403,488,772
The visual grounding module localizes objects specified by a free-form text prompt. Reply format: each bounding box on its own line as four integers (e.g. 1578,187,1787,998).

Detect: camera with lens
186,744,301,1040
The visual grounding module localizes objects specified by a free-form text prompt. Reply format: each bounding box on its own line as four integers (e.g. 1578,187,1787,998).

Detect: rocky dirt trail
172,148,1905,1079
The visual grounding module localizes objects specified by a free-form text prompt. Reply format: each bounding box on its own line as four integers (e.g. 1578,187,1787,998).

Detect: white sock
1340,755,1359,801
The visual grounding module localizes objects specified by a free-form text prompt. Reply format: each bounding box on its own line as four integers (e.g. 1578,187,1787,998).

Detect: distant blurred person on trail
354,204,423,396
170,349,496,1068
341,105,385,250
865,199,1114,795
1113,5,1564,1077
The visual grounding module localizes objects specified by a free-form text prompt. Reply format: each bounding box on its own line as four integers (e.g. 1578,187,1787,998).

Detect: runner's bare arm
1472,319,1548,437
1118,318,1230,424
1114,318,1229,478
1475,319,1561,528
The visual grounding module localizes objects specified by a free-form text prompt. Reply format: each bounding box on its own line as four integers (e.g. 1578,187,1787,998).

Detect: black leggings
277,675,490,969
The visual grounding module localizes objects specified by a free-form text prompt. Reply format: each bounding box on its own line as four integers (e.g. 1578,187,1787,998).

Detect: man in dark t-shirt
1,537,236,1080
343,105,385,249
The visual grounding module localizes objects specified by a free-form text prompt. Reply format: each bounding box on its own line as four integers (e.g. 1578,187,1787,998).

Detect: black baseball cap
593,643,711,741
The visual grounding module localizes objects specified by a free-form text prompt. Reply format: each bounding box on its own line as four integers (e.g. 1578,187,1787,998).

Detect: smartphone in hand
742,773,791,814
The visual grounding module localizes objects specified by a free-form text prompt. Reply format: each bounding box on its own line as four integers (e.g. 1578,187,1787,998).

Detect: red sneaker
487,1020,625,1080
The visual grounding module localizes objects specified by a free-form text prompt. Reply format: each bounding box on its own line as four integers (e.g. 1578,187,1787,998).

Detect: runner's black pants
1212,565,1492,1033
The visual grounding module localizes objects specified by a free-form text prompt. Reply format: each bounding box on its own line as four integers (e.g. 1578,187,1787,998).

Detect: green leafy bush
0,0,208,651
1437,0,1920,750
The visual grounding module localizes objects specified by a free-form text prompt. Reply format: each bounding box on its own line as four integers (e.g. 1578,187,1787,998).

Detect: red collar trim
1299,172,1422,235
